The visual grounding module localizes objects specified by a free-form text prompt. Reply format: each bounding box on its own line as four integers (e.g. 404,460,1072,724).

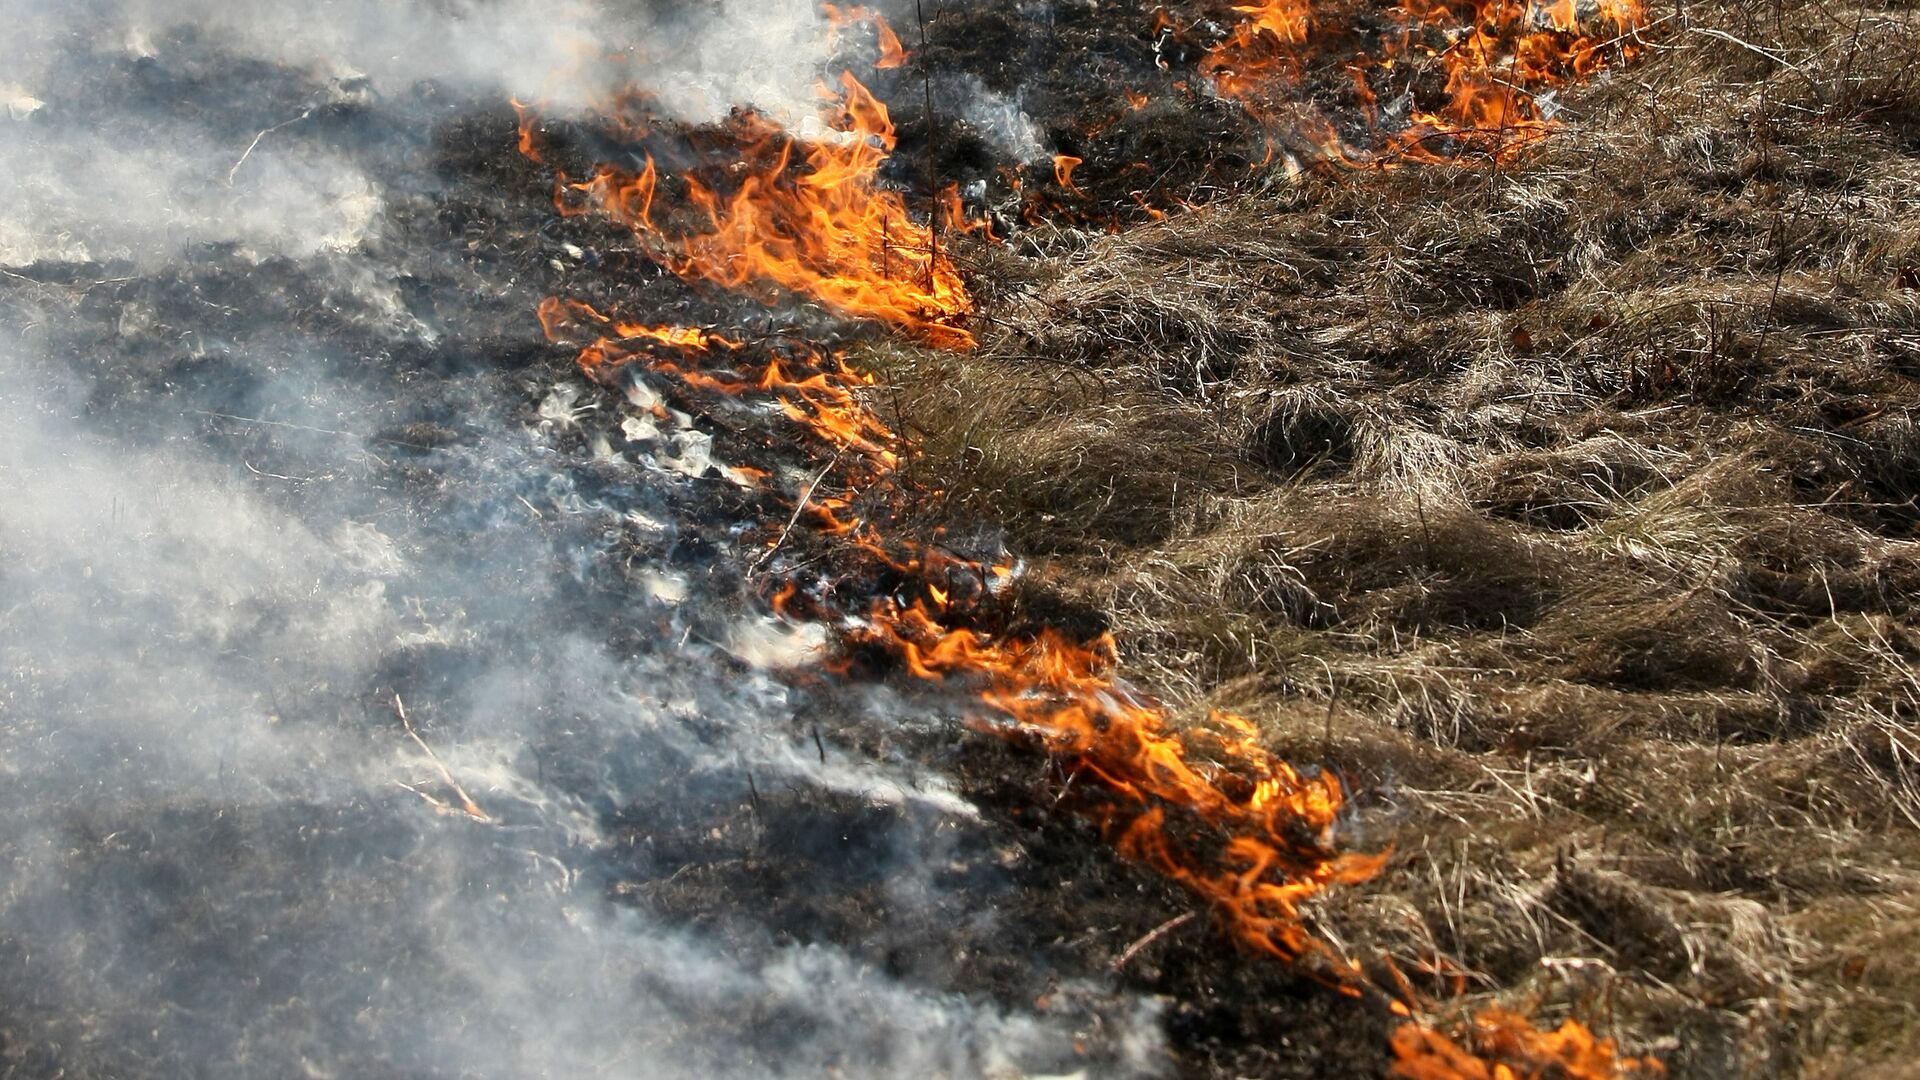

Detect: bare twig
395,694,490,822
191,409,436,451
242,460,317,483
1113,911,1197,971
748,451,843,577
1686,26,1807,73
917,0,940,292
228,107,317,186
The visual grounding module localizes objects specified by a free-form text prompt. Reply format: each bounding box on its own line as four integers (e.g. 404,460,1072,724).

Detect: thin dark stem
917,0,940,294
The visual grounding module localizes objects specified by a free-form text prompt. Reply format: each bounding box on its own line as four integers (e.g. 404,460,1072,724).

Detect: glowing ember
1200,0,1647,166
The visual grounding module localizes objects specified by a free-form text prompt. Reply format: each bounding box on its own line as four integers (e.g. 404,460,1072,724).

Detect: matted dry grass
870,2,1920,1074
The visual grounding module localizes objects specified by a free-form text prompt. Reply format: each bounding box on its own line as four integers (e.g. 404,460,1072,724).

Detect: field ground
873,3,1920,1073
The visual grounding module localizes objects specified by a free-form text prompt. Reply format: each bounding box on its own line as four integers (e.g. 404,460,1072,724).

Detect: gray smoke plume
0,1,1163,1076
1,0,843,118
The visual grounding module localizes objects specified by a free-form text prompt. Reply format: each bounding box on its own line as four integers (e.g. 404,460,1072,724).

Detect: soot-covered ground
0,8,1409,1078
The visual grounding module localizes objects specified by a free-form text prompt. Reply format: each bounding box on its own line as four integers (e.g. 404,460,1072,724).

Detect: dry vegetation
869,2,1920,1075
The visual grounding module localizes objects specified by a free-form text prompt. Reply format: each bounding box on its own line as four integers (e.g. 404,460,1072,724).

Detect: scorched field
1,1,1916,1077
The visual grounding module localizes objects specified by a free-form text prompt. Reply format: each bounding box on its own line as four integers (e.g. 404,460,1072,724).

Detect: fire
542,71,973,348
543,301,1383,962
823,3,910,69
538,273,1657,1074
1200,0,1647,165
523,15,1657,1076
1053,153,1085,196
536,297,897,469
940,184,1002,241
537,297,739,359
1392,1008,1665,1079
839,594,1387,963
534,259,1373,970
510,97,543,163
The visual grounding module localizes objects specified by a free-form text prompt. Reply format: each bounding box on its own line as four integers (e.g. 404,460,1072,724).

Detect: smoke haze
0,2,1160,1076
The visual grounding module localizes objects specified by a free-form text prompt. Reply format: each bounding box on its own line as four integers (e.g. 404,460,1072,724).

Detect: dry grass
870,2,1920,1074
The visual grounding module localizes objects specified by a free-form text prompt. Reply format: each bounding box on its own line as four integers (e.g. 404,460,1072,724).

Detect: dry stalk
395,694,491,823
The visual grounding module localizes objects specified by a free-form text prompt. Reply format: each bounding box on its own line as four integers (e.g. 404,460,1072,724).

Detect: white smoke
0,0,861,265
2,0,842,119
947,71,1052,163
0,115,380,265
0,2,1167,1073
0,323,1158,1074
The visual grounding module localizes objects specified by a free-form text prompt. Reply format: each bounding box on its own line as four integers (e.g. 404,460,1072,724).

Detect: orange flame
1392,1009,1665,1079
940,184,1002,242
544,72,972,347
1053,153,1086,196
526,37,1655,1077
537,296,739,352
536,280,1657,1079
510,97,544,163
823,3,911,69
849,599,1388,962
1201,0,1646,166
536,296,743,379
537,280,1373,967
522,36,1378,978
536,297,899,469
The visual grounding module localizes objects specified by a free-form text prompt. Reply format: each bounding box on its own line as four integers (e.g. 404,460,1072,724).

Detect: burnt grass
0,30,1397,1080
872,0,1920,1076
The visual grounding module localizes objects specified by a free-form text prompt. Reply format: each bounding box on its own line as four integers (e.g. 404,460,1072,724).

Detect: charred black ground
0,17,1383,1079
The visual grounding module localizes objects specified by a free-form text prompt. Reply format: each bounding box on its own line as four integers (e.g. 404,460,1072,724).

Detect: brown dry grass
868,2,1920,1075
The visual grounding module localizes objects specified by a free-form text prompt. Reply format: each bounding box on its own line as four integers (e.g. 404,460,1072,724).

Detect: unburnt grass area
871,1,1920,1075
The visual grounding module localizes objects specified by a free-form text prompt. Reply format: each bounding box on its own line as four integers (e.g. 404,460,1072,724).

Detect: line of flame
522,29,1658,1078
536,289,1658,1079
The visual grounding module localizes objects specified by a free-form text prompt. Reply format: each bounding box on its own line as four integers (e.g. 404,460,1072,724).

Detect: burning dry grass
877,1,1920,1074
